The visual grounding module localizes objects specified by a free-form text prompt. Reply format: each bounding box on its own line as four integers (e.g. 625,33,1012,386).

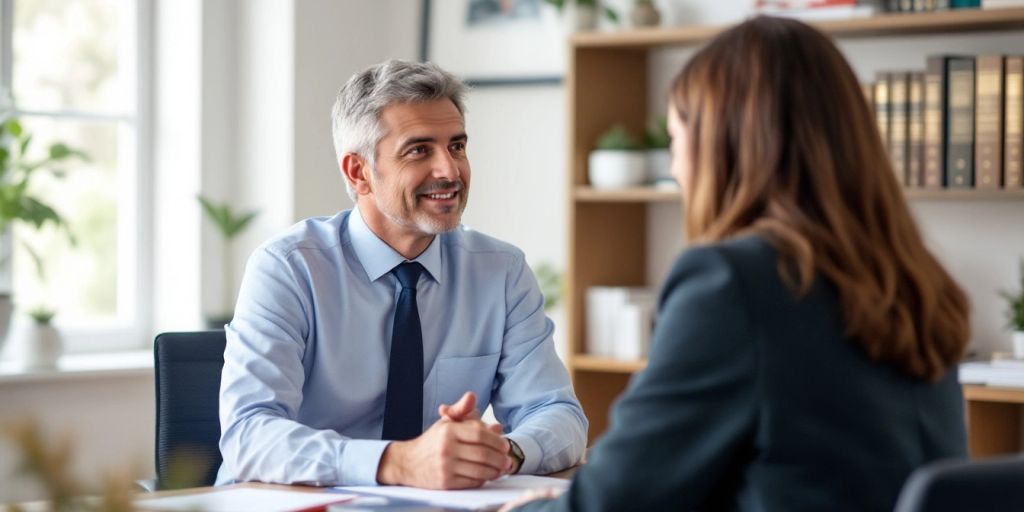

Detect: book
960,361,1024,387
924,57,951,188
585,287,655,360
875,72,892,159
890,72,910,186
975,55,1004,189
946,57,976,188
1005,56,1023,188
982,0,1024,8
909,73,926,187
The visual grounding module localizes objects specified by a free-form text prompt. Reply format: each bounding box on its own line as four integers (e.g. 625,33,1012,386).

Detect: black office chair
153,330,227,490
893,455,1024,512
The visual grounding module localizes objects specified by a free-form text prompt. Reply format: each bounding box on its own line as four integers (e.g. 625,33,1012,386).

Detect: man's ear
341,153,373,196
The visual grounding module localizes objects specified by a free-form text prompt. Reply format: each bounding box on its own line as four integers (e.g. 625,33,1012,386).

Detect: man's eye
450,142,466,153
407,145,427,156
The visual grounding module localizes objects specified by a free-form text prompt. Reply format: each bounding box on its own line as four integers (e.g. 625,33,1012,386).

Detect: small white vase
13,322,63,370
646,148,672,183
588,150,647,189
1014,331,1024,359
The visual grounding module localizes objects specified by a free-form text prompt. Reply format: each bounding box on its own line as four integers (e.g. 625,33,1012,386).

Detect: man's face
365,99,470,236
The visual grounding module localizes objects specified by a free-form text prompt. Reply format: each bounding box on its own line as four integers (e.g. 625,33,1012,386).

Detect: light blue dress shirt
216,207,588,486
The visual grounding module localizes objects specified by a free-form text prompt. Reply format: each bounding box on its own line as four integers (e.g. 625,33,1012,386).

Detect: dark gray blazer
518,235,967,512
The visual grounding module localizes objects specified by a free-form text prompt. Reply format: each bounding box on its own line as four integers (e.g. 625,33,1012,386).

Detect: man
216,59,587,490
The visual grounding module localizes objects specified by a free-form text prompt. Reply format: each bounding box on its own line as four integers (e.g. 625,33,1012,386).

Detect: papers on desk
336,475,569,511
135,487,356,512
959,359,1024,388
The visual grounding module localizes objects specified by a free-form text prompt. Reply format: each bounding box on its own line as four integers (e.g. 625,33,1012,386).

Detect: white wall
0,374,154,503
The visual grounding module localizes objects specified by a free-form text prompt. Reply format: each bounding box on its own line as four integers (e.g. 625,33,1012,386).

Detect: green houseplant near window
1000,257,1024,358
198,195,259,329
0,116,86,351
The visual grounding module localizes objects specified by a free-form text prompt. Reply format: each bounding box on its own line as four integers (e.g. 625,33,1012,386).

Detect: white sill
0,349,153,384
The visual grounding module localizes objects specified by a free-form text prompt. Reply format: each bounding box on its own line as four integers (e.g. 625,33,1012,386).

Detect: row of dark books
881,0,984,12
866,55,1024,189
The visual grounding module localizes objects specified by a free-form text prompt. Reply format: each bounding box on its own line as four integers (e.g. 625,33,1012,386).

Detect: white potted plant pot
646,148,672,185
12,320,63,370
1014,331,1024,359
588,150,647,189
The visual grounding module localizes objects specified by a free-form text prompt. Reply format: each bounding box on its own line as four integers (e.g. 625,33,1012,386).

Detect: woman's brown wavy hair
671,16,969,381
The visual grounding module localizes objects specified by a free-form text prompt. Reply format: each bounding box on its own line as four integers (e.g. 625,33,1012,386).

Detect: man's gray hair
332,59,468,201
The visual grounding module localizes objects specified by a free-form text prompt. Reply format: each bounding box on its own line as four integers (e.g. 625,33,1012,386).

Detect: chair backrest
893,455,1024,512
154,330,227,490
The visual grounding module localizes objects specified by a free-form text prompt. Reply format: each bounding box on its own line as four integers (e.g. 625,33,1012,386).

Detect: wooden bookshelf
565,11,1024,446
572,355,647,373
570,7,1024,49
574,185,1024,203
962,385,1024,457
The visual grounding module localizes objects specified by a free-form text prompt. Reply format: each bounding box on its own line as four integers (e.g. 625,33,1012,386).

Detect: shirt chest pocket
434,352,501,412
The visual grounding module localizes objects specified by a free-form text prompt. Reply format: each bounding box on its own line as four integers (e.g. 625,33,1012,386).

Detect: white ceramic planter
12,322,63,370
588,150,647,189
646,148,672,183
1014,331,1024,359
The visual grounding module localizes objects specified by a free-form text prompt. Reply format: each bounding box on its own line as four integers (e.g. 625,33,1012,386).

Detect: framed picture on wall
420,0,564,87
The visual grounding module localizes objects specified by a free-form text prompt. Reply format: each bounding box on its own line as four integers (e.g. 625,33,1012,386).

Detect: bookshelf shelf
570,8,1024,49
574,186,680,202
902,189,1024,200
573,185,1024,203
565,9,1024,447
963,384,1024,404
572,355,647,373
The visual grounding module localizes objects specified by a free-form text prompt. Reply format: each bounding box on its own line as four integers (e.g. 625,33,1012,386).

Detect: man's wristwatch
507,438,525,474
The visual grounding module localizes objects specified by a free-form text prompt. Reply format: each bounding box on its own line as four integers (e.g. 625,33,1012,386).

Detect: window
2,0,149,351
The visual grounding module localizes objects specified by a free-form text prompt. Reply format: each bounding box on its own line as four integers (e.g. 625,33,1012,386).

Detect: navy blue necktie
381,261,425,441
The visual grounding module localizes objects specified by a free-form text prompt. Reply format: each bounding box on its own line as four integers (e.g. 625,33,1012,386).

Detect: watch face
510,439,525,461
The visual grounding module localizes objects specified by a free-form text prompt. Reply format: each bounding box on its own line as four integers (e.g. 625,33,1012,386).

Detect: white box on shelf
585,286,655,361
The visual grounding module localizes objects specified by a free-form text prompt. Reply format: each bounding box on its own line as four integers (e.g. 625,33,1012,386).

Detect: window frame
0,0,153,352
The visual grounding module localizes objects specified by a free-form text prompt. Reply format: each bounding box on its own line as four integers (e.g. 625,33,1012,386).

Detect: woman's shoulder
666,234,776,286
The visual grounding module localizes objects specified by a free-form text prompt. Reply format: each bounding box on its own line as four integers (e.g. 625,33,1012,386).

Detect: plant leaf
225,211,259,239
5,119,22,138
48,143,72,160
19,196,65,230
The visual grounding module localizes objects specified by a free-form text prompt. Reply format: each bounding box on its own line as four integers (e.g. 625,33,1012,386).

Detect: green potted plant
542,0,619,33
198,195,259,329
644,116,676,188
0,116,85,353
1000,257,1024,359
588,124,646,189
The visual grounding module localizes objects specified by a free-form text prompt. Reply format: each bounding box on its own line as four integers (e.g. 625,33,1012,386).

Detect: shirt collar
348,206,443,285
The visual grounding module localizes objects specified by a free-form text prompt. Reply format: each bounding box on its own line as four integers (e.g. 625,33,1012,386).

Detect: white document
135,487,356,512
336,475,569,511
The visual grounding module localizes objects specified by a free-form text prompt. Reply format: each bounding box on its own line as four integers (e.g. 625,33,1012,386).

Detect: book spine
924,57,948,188
975,55,1004,188
1005,56,1023,188
908,73,926,187
875,72,892,161
890,72,910,186
862,83,874,111
946,58,976,188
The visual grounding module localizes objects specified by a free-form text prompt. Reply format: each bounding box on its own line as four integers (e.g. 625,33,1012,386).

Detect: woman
509,16,969,512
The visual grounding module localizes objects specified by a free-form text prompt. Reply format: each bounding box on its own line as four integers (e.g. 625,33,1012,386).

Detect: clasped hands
376,391,514,489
